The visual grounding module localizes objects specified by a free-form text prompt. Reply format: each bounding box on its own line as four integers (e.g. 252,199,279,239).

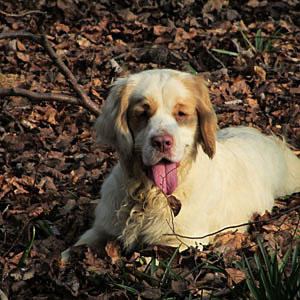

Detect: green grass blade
240,29,256,53
183,261,206,279
211,48,240,56
185,64,198,74
112,283,139,295
160,246,180,286
239,255,264,300
118,255,129,284
254,253,274,298
18,225,36,268
279,247,291,272
159,259,182,281
290,243,298,274
264,26,283,51
134,269,160,282
258,240,272,279
255,29,264,51
150,256,158,275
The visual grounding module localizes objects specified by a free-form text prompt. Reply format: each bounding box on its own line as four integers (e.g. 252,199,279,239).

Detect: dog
62,69,300,261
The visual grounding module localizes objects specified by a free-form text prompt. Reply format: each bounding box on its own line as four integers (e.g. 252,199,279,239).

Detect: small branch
0,31,43,44
0,9,45,17
165,203,300,240
40,34,101,116
0,31,101,116
206,48,226,69
0,88,79,105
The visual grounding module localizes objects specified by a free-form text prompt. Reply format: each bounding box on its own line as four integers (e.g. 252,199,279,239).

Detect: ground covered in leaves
0,0,300,299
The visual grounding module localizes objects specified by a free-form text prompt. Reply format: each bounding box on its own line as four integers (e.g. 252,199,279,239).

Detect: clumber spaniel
62,69,300,260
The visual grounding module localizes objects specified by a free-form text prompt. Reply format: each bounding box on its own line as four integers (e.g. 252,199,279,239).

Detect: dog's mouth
149,158,180,195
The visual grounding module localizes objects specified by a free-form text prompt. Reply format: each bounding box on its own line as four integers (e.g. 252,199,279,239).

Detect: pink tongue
152,161,178,195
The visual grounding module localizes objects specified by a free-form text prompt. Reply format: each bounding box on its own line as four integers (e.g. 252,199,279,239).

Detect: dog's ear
192,76,217,159
95,78,133,160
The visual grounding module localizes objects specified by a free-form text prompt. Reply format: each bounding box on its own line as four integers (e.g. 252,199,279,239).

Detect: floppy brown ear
192,76,217,159
94,78,133,160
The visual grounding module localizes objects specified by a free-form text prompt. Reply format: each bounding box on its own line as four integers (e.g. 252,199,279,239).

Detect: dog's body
62,69,300,260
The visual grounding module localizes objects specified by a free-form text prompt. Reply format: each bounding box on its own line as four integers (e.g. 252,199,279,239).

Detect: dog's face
96,69,217,195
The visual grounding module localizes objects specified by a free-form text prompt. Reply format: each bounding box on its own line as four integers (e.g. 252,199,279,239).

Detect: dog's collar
167,195,181,217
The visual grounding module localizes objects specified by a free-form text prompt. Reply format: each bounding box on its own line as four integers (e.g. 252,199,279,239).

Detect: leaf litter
0,0,300,299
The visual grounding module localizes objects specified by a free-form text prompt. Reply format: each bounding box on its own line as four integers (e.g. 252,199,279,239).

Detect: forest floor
0,0,300,299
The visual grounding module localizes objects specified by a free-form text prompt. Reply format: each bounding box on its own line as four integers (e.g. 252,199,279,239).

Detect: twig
0,31,101,116
40,34,101,116
206,48,226,69
0,9,45,17
0,88,79,105
165,204,300,240
0,31,42,44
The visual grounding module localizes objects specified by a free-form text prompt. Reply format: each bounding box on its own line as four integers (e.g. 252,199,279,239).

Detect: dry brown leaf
140,287,162,299
153,25,171,36
28,205,44,217
202,0,228,13
76,37,91,48
91,88,101,98
16,52,30,62
226,268,245,286
44,107,57,125
37,176,57,192
290,87,300,94
16,40,26,51
171,279,187,296
230,78,250,95
55,23,70,33
247,0,267,8
117,8,137,22
105,241,120,264
254,65,266,81
7,209,26,217
248,98,259,108
262,224,279,232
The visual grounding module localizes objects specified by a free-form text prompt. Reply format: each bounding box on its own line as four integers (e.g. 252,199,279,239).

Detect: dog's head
95,69,217,195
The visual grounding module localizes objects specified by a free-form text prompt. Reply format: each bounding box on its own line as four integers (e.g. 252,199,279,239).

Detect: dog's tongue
152,161,178,195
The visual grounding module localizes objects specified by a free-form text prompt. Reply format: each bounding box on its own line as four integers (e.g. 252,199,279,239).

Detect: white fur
62,69,300,261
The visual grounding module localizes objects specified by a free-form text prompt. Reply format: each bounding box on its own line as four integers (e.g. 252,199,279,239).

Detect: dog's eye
175,111,187,120
135,104,150,118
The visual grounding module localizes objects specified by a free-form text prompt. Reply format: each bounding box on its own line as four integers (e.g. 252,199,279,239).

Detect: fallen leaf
140,287,162,299
202,0,228,13
226,268,245,286
290,87,300,94
254,65,266,81
16,40,26,51
76,36,91,48
16,52,30,62
105,241,120,264
44,107,57,125
153,25,171,36
248,98,259,108
171,279,187,296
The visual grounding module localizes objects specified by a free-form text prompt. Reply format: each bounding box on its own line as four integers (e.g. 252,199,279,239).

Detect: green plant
237,239,300,300
18,225,36,267
212,26,283,57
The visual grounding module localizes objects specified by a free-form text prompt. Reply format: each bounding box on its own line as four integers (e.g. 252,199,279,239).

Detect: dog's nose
151,135,174,153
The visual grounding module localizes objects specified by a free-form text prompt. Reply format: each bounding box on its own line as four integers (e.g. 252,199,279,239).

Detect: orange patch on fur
179,75,218,158
128,97,158,136
116,84,133,133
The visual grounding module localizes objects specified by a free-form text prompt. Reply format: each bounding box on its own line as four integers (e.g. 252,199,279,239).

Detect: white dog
62,69,300,260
